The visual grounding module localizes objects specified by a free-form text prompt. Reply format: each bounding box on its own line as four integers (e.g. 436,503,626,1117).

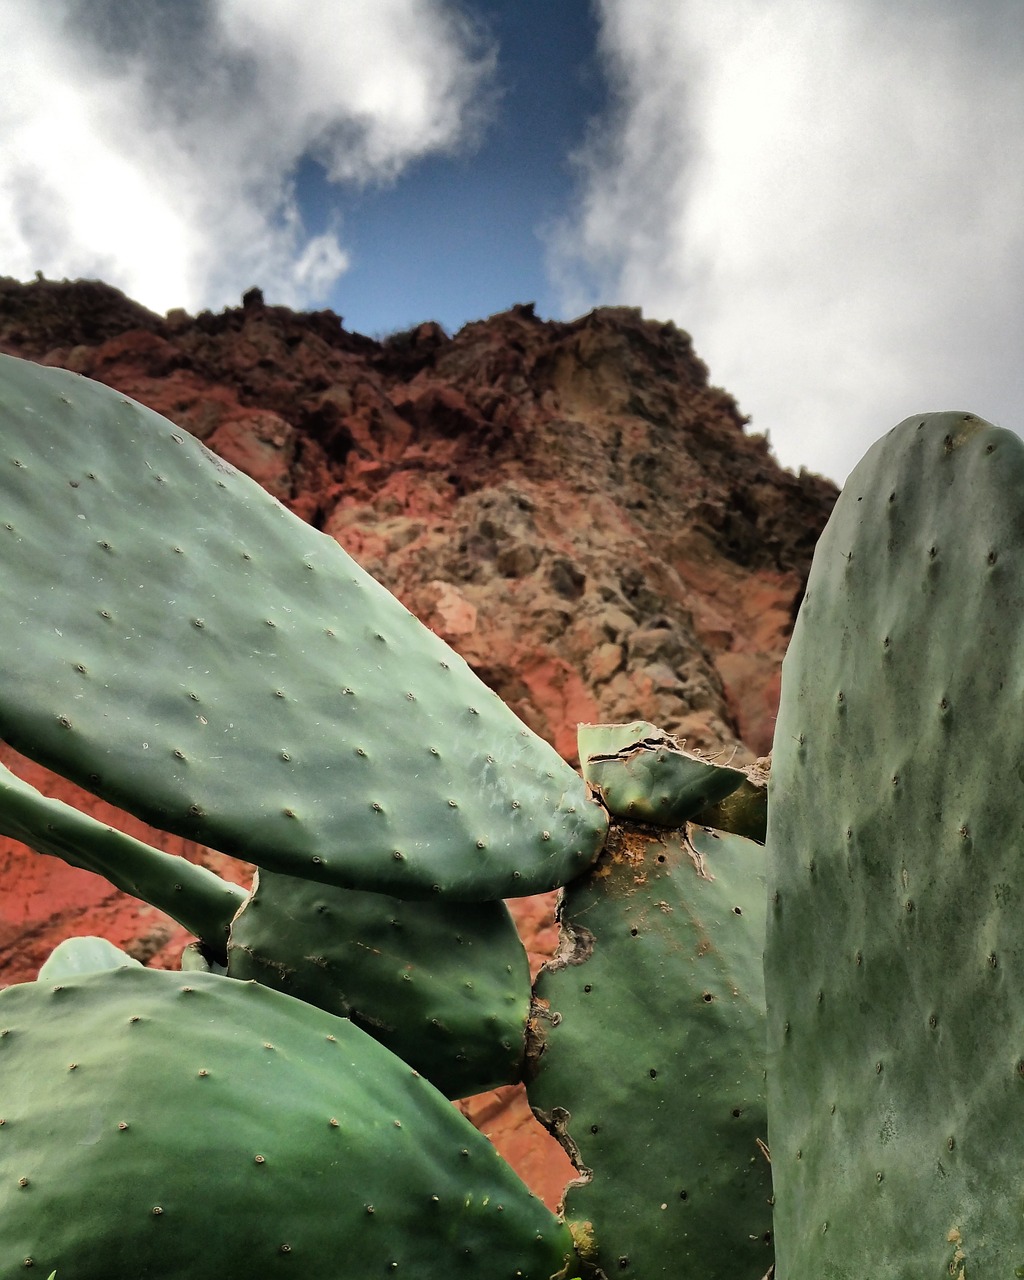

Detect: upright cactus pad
0,354,606,900
766,412,1024,1277
526,822,772,1279
0,966,574,1279
227,869,531,1098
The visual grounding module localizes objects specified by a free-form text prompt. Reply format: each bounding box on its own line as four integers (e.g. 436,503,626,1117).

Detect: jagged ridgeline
0,353,607,901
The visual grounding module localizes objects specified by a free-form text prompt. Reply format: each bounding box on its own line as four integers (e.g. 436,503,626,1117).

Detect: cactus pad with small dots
0,964,573,1279
766,412,1024,1277
227,868,531,1098
0,354,606,900
526,821,771,1279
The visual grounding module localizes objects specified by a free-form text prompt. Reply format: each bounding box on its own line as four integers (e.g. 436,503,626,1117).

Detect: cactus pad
0,966,573,1279
526,821,772,1278
578,723,744,826
227,869,531,1098
37,936,143,982
0,354,606,900
766,412,1024,1277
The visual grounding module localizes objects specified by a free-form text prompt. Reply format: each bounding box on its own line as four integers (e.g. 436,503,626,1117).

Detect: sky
1,0,1022,485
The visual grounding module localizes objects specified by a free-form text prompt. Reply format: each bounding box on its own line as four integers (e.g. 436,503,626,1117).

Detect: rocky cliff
0,275,838,1203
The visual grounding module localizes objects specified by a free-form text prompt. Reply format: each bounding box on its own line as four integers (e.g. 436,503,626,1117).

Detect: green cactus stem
227,868,532,1098
578,721,746,826
0,759,244,958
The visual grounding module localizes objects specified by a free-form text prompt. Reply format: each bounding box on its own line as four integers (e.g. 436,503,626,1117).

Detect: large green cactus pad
0,966,573,1279
227,868,531,1098
0,760,244,955
0,354,606,900
526,822,772,1279
766,412,1024,1278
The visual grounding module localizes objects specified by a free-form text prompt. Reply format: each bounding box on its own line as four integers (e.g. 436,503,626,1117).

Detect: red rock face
0,277,837,1208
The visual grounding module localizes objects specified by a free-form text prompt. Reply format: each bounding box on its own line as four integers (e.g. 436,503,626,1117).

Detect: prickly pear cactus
227,869,531,1098
0,353,606,901
766,412,1024,1278
0,962,574,1279
526,821,772,1279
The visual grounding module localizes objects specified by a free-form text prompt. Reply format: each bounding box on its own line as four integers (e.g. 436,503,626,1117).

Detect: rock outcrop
0,276,838,1205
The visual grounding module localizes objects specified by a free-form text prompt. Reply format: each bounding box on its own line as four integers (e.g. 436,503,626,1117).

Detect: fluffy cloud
0,0,492,314
553,0,1024,481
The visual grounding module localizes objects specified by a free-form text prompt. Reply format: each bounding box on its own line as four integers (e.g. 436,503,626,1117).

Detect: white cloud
0,0,493,315
214,0,492,182
552,0,1024,482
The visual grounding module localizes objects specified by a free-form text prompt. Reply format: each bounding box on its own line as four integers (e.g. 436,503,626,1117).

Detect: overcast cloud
0,0,492,314
554,0,1024,482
